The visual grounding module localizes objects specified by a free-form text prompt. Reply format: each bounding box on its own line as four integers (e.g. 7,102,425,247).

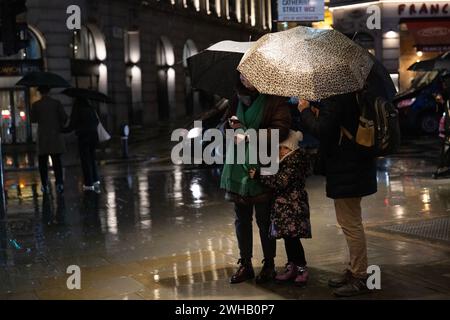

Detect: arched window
228,0,239,22
183,39,199,116
70,24,107,93
207,0,221,16
0,28,43,61
156,36,176,120
71,26,96,61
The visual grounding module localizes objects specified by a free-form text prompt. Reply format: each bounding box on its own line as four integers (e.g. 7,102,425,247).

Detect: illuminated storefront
330,0,450,92
0,26,44,144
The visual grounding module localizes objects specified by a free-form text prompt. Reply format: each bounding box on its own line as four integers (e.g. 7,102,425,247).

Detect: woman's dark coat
31,96,68,155
300,92,377,199
222,93,292,204
64,99,99,142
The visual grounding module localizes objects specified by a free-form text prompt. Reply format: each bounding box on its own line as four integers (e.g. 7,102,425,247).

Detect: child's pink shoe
275,262,298,282
294,266,309,287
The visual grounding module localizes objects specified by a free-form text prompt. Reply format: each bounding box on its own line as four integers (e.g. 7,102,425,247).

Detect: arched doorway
70,24,108,126
0,26,44,144
70,24,107,92
156,36,176,120
183,39,199,116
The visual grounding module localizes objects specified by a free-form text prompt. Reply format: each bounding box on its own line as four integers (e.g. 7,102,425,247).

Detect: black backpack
340,90,401,157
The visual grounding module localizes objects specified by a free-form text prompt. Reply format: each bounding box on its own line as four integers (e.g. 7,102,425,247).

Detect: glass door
0,90,14,144
13,90,29,143
0,88,30,144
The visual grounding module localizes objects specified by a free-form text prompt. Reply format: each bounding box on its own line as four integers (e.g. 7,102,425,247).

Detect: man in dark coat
299,92,377,297
31,86,68,194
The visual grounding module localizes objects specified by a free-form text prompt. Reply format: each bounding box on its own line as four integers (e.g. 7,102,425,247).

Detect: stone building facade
0,0,272,144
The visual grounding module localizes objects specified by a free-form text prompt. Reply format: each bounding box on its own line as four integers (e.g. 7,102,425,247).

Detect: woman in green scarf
220,73,292,284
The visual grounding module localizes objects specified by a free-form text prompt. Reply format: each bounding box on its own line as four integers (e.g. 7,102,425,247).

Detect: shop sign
278,0,325,22
0,60,43,76
398,3,450,16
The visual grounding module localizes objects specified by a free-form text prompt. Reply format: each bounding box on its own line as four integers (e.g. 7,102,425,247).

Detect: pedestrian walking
299,93,377,297
220,73,291,284
30,86,68,194
433,79,450,179
64,97,100,192
249,130,311,287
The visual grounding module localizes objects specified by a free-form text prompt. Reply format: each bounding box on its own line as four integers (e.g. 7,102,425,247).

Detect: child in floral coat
249,130,311,286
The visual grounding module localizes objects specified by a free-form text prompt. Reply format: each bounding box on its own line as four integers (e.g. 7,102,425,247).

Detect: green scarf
220,94,267,197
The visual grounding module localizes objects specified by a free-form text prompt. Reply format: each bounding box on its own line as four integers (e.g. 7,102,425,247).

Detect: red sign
405,19,450,50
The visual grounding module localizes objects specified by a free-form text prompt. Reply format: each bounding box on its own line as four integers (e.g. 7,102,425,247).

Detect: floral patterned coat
259,148,311,239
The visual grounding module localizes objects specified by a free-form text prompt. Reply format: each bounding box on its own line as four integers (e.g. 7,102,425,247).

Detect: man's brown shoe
333,276,371,297
230,259,255,284
328,269,352,288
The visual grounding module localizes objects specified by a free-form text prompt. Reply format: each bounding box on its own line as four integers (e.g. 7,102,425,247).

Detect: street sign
277,0,325,22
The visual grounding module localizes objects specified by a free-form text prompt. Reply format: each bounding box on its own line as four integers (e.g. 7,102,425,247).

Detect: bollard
0,137,6,220
121,124,130,159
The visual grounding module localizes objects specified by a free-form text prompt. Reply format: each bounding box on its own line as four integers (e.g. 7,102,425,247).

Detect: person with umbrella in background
17,71,71,195
30,85,68,194
433,75,450,179
63,96,100,193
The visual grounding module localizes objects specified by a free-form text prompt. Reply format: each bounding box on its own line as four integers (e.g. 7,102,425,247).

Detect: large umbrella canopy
16,71,71,88
61,87,113,103
366,54,397,101
408,52,450,71
187,41,254,99
237,26,374,101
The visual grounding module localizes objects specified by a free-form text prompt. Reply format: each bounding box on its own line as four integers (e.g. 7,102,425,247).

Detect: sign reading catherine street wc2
278,0,325,22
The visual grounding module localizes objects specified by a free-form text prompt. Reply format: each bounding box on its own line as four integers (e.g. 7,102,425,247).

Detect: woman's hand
435,94,444,104
228,116,242,129
248,168,257,179
297,99,310,112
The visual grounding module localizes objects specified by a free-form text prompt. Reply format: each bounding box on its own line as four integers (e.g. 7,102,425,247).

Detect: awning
403,19,450,52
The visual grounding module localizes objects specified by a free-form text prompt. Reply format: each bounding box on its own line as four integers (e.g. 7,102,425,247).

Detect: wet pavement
1,136,450,300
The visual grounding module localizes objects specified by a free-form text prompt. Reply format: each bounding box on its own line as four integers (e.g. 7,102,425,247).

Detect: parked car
394,72,444,134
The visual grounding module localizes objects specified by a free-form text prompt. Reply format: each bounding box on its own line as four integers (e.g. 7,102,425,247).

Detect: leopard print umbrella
237,26,374,101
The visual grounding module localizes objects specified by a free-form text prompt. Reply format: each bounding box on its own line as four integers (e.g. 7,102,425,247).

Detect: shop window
0,26,44,145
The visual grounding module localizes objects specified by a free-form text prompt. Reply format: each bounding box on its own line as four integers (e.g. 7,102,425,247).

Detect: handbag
95,112,111,143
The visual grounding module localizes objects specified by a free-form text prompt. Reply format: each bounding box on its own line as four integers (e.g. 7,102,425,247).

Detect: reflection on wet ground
1,137,450,300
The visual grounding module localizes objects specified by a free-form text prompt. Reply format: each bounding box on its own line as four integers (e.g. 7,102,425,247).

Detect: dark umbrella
408,52,450,71
366,55,397,101
61,87,113,103
16,71,71,88
187,41,253,99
